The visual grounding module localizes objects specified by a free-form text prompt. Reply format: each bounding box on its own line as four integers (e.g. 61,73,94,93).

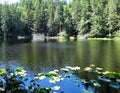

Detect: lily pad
51,86,60,90
90,80,101,87
65,66,80,71
0,69,7,76
60,68,69,73
110,83,120,89
98,76,111,82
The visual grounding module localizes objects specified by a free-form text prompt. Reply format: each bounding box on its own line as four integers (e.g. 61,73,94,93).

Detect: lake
0,39,120,93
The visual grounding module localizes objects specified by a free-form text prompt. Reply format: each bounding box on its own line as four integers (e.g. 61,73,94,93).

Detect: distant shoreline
31,33,120,42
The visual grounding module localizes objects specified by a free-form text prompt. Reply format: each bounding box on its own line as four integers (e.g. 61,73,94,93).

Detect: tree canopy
0,0,120,41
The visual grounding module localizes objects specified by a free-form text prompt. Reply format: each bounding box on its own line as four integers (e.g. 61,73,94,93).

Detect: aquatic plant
82,64,120,89
0,65,119,93
0,69,7,76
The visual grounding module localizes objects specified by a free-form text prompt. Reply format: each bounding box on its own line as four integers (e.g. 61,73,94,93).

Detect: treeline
0,0,120,41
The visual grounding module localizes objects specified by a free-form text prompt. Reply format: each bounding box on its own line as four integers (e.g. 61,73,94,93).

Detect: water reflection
0,40,120,73
0,40,120,93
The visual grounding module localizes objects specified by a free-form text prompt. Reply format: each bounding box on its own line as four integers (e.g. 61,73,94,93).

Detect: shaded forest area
0,0,120,41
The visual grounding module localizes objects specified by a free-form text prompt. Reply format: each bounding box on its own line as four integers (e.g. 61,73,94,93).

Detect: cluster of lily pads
0,65,119,93
83,64,120,89
0,66,80,93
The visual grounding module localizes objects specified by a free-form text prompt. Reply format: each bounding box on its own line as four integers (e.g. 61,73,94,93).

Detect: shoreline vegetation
0,0,120,42
31,33,120,42
1,33,120,43
0,64,120,93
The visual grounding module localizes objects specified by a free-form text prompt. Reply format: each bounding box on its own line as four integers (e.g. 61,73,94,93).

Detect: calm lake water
0,39,120,93
0,39,120,72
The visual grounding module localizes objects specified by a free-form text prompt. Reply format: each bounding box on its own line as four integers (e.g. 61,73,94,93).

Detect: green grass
87,38,113,40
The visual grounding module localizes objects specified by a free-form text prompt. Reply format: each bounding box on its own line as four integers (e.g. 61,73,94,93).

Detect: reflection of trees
106,41,120,72
104,41,113,71
2,43,7,62
76,40,120,72
76,41,91,68
19,40,120,72
20,44,32,67
89,41,106,67
46,43,65,68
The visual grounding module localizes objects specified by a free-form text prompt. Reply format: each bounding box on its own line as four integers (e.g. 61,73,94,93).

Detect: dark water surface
0,40,120,93
0,40,120,72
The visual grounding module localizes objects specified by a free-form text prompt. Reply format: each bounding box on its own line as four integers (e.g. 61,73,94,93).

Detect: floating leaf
103,71,109,75
45,71,59,77
48,71,58,76
38,73,44,76
81,79,88,84
49,75,62,83
0,87,5,92
102,71,120,80
98,76,111,82
82,89,94,93
39,76,46,80
53,69,59,73
116,79,120,83
53,76,61,82
0,69,7,76
10,73,14,76
90,80,101,87
16,67,24,72
15,67,27,77
49,78,56,83
66,66,80,71
16,71,27,77
84,67,92,72
65,73,73,78
110,83,120,89
51,86,60,90
60,68,69,73
90,64,95,68
34,76,39,80
96,67,103,71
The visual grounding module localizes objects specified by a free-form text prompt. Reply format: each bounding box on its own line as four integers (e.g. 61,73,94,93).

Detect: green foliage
0,65,120,92
0,0,120,41
82,64,120,89
77,0,92,35
103,71,120,79
34,87,51,93
0,69,7,76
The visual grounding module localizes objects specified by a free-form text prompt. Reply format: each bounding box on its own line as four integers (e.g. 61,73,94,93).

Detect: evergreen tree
1,4,11,41
21,0,33,36
0,0,120,40
89,0,108,37
33,0,48,35
107,0,119,37
47,1,56,36
54,0,64,35
77,0,92,35
63,5,73,38
0,4,2,38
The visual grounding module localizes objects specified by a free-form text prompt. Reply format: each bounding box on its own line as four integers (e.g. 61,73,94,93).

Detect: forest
0,0,120,41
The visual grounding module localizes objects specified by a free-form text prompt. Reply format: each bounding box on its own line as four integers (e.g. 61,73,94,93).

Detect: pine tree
63,5,73,38
71,0,81,38
1,4,10,41
107,0,119,37
89,0,108,37
0,4,2,38
21,0,33,36
33,0,48,35
47,1,56,36
77,0,92,35
54,0,64,34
